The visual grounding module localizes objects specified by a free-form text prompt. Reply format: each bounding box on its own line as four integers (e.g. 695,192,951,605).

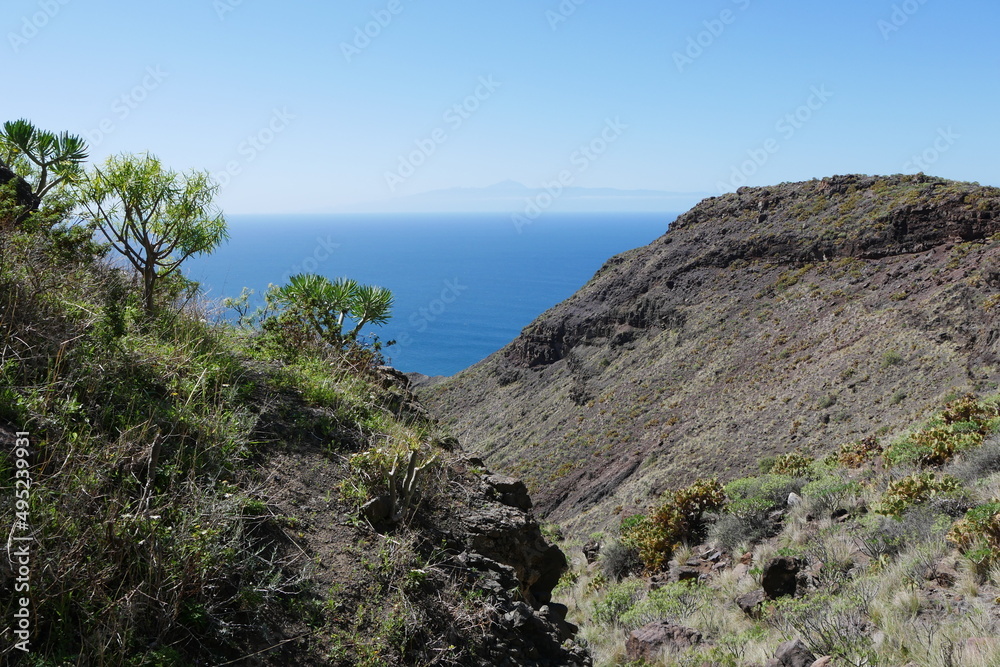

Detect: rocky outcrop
421,174,1000,538
434,458,588,666
625,622,704,662
455,465,567,606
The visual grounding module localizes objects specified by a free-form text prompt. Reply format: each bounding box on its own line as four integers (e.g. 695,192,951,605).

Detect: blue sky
4,0,997,213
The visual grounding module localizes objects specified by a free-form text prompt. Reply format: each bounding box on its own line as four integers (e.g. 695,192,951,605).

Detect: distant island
336,180,711,214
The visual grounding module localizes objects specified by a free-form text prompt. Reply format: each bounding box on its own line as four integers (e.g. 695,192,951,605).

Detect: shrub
881,350,903,367
622,478,726,571
769,595,875,664
709,474,803,551
946,501,1000,566
801,475,862,515
857,514,911,562
619,581,709,630
600,539,642,582
876,472,963,517
770,451,814,477
837,436,883,468
885,426,983,468
725,474,803,508
592,579,644,626
940,393,997,426
946,434,1000,482
708,510,772,552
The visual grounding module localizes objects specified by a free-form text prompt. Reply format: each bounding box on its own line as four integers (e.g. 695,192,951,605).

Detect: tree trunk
143,267,156,316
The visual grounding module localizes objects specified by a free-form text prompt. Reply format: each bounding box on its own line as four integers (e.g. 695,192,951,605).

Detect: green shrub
619,581,709,630
881,350,903,367
770,451,814,477
769,595,875,664
592,579,645,626
724,474,803,508
940,393,998,426
885,426,983,467
885,395,1000,468
622,478,726,571
946,501,1000,566
837,436,883,468
801,475,861,514
876,472,963,517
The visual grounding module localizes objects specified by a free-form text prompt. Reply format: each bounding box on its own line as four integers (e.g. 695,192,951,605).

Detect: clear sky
4,0,997,214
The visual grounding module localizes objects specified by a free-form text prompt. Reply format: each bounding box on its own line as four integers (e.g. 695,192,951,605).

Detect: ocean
184,213,675,376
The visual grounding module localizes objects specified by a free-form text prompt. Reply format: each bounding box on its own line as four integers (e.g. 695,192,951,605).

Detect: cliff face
420,174,1000,536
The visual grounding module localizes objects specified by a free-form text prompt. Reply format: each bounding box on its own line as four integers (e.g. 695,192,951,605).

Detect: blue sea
184,213,674,376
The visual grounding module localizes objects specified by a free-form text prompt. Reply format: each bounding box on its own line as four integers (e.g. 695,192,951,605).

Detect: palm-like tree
272,273,393,347
347,284,394,341
0,118,88,223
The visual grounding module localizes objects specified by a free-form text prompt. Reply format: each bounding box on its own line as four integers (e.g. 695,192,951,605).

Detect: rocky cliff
420,174,1000,537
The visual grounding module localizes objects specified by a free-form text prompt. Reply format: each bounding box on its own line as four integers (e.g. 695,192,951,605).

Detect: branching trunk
387,449,437,523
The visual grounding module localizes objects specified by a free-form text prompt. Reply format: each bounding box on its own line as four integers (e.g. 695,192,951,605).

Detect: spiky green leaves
0,118,89,222
270,273,393,347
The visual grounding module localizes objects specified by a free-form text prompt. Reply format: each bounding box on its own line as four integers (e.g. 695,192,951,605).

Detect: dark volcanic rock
456,475,567,607
626,621,703,661
736,589,767,618
762,556,801,599
773,639,818,667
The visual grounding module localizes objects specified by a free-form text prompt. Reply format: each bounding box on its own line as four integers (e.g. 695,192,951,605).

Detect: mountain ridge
419,173,1000,537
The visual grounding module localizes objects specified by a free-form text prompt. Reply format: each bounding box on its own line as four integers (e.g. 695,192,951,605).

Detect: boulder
484,474,533,511
625,621,703,662
762,556,801,599
774,639,817,667
582,540,601,564
811,657,834,667
735,589,767,618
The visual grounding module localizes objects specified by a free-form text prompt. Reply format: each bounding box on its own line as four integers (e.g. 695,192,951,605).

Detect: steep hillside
0,203,587,665
420,174,1000,537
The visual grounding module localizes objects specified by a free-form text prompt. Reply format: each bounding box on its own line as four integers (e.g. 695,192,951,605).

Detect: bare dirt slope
420,174,1000,538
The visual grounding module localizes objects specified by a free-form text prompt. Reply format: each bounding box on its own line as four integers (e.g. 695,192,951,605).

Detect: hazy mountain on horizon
335,181,710,214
